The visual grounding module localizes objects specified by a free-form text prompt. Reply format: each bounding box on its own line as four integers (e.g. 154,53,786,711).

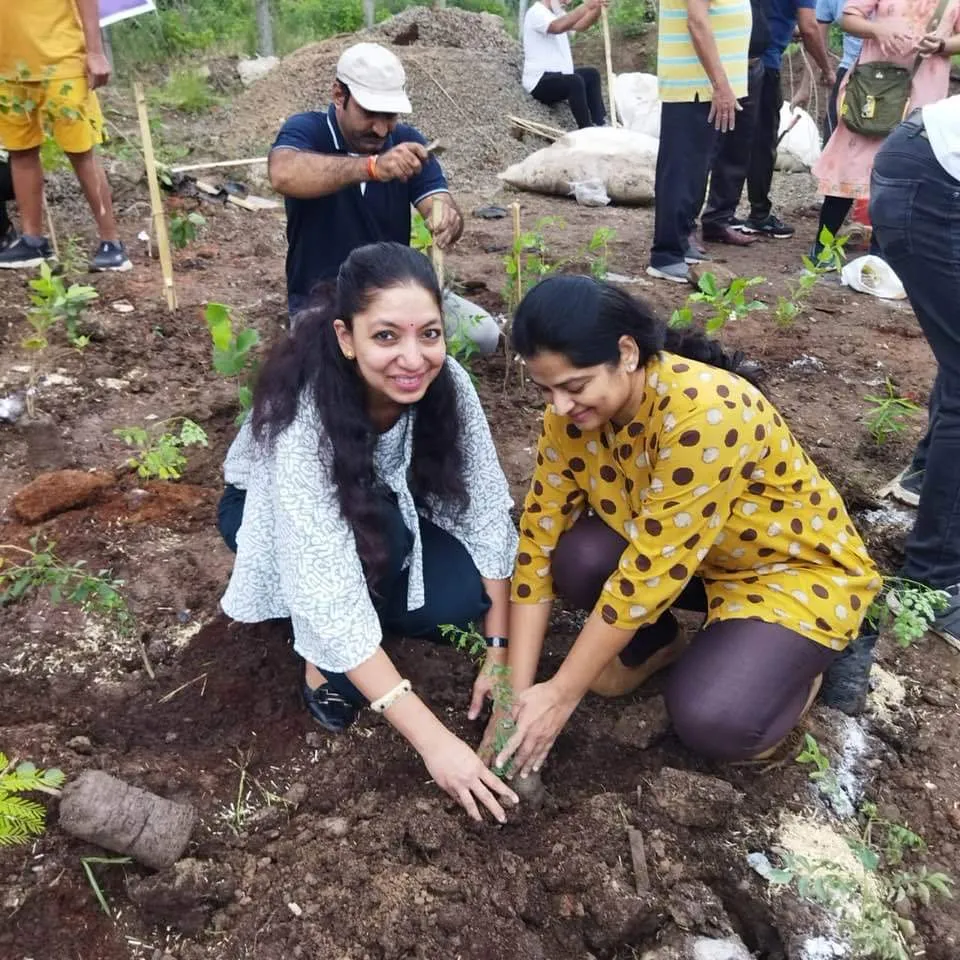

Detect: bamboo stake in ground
601,6,619,128
133,82,177,312
431,197,445,290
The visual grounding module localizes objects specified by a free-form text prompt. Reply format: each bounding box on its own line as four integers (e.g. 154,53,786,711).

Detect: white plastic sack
840,255,907,300
499,127,659,205
775,102,821,172
613,72,661,139
569,178,610,206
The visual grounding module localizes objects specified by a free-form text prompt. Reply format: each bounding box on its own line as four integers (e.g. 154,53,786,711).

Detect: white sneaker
646,262,690,284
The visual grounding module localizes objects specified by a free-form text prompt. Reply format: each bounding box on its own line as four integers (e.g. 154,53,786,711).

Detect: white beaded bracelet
370,679,413,714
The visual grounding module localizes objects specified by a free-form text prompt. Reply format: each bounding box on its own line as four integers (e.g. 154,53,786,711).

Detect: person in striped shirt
648,0,752,283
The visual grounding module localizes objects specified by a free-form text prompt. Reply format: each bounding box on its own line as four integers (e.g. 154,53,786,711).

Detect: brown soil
2,28,959,959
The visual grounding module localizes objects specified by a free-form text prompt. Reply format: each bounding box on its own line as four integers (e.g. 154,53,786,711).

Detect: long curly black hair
511,274,757,385
251,242,467,581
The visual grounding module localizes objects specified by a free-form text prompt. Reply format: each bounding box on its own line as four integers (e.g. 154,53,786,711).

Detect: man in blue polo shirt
739,0,832,240
269,42,500,354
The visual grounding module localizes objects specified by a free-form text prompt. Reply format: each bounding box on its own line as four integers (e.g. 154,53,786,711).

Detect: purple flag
99,0,157,28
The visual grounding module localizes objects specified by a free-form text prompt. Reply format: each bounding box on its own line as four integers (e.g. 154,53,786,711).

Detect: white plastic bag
569,178,611,206
613,72,661,139
775,102,821,172
840,255,907,300
499,127,659,205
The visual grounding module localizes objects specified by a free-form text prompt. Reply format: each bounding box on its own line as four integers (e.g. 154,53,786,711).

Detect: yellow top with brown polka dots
511,352,882,652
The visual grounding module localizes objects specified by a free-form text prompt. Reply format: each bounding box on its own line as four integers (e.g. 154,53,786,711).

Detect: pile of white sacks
499,72,822,205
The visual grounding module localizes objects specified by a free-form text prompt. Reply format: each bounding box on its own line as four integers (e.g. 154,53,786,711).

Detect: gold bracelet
370,679,412,714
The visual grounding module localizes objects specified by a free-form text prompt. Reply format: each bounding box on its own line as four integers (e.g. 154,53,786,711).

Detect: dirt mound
221,7,575,191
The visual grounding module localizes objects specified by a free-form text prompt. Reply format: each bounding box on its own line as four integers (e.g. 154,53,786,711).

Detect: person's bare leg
9,148,45,237
66,149,119,242
304,661,328,690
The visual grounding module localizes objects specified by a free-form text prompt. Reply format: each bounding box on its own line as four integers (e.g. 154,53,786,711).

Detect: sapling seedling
0,752,65,846
767,802,953,960
866,577,950,647
669,272,766,335
113,417,208,480
410,210,433,255
169,210,206,250
439,622,516,778
205,302,260,423
26,260,98,350
0,537,134,638
774,227,849,327
584,226,616,281
864,380,921,446
795,732,844,806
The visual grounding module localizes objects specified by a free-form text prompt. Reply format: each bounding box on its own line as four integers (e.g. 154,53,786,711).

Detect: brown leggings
551,513,839,761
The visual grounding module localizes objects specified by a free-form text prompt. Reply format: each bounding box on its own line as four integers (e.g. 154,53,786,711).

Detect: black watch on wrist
485,635,508,649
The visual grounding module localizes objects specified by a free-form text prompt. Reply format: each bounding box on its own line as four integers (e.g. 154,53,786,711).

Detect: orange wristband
366,154,379,181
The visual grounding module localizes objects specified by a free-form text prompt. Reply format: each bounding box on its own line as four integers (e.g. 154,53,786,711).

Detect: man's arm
269,148,369,199
269,140,429,200
545,2,593,34
74,0,111,89
686,0,740,131
571,0,605,31
798,7,834,79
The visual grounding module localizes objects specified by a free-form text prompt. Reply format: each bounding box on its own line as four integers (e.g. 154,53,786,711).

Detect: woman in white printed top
218,242,518,823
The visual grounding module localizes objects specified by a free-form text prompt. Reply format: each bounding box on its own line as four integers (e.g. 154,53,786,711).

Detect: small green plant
503,216,564,314
81,855,132,918
795,733,844,805
440,622,515,775
584,226,616,281
206,302,261,423
0,753,65,846
25,260,98,351
768,804,953,960
446,315,482,381
169,211,206,250
410,210,433,255
775,227,849,326
669,272,766,335
0,537,134,636
866,578,950,647
864,380,921,445
113,417,208,480
151,68,221,113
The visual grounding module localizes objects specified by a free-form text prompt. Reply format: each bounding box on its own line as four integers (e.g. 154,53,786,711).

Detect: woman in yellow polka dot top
489,276,882,776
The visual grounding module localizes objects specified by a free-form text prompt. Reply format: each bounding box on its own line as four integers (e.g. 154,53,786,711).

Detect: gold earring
345,351,354,360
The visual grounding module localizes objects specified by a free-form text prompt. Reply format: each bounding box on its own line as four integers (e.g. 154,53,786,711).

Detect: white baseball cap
336,43,412,115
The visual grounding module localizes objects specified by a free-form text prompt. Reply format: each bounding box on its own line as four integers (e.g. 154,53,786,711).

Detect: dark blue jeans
651,97,720,269
217,485,491,704
871,117,960,589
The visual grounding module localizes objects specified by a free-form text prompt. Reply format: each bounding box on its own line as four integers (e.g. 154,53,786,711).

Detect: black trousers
871,118,960,588
217,484,492,703
702,59,765,229
651,98,719,269
531,67,606,129
0,159,12,236
746,66,782,222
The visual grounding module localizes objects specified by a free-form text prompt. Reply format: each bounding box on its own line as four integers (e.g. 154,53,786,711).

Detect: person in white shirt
522,0,608,128
870,98,960,650
218,241,519,823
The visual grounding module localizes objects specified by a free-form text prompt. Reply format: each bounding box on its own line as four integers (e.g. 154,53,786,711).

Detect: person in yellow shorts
481,275,882,776
0,0,130,271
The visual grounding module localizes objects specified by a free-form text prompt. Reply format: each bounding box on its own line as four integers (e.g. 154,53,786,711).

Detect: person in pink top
810,0,960,257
